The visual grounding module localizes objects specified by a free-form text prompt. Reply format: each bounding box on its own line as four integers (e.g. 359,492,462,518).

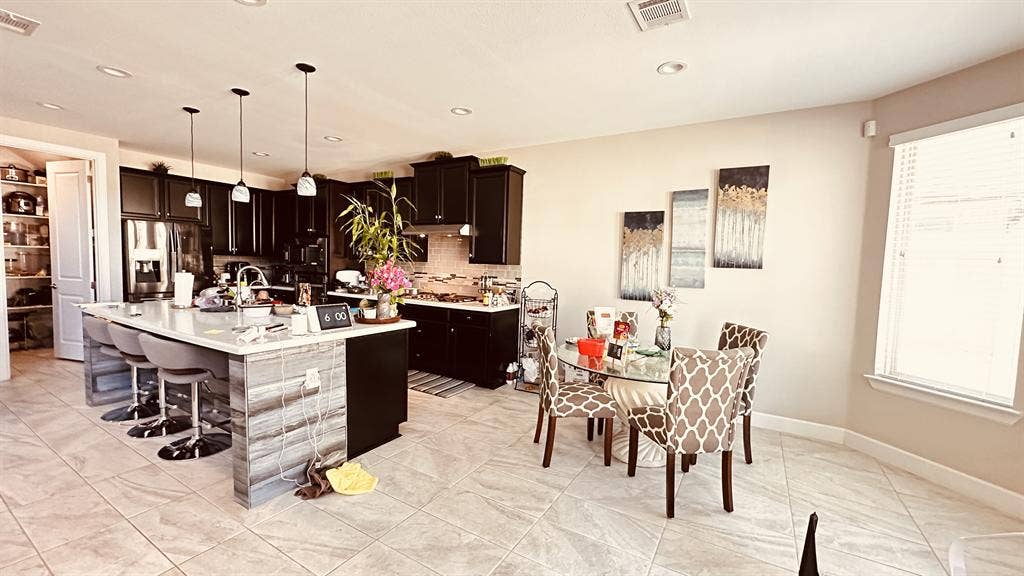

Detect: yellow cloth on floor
325,462,378,495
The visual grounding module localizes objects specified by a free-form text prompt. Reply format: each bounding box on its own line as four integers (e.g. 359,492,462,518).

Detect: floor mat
408,370,476,398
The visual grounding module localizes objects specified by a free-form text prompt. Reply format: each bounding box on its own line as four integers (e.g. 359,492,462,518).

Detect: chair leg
743,413,753,464
681,454,690,473
627,426,638,477
587,417,594,441
597,418,604,436
603,417,613,466
666,451,676,519
533,404,544,444
722,450,734,512
542,416,557,468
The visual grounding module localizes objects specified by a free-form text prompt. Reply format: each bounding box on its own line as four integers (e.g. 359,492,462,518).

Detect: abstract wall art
713,165,769,269
620,211,664,301
670,189,709,288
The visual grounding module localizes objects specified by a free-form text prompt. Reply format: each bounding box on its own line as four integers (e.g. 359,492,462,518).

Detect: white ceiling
1,1,1021,182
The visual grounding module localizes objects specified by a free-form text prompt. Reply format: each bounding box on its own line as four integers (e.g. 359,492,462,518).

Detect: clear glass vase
376,292,393,319
655,325,671,351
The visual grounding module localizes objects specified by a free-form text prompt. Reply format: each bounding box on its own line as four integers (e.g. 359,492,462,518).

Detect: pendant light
295,63,317,197
183,107,203,208
231,88,251,203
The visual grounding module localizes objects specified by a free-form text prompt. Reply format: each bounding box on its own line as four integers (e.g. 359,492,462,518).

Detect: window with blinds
875,113,1024,407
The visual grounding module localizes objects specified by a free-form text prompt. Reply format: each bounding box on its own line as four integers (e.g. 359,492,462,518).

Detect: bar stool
83,317,157,422
105,323,189,436
138,334,231,460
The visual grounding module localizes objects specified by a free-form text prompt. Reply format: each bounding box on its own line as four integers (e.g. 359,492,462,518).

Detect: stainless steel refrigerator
124,219,207,302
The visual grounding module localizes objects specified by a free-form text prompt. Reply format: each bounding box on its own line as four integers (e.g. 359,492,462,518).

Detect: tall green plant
337,180,419,267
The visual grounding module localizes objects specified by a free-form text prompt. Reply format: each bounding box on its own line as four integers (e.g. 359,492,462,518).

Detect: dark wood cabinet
273,190,297,259
163,177,206,223
295,182,330,236
449,323,487,383
470,165,524,265
205,183,258,256
120,170,161,218
410,319,449,374
411,156,479,224
257,191,275,257
346,330,408,458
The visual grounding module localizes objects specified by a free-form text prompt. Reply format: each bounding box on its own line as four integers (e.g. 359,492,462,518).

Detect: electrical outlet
303,368,321,391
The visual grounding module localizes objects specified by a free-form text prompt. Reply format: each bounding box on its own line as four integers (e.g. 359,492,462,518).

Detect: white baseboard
844,431,1024,521
750,410,847,444
750,410,1024,521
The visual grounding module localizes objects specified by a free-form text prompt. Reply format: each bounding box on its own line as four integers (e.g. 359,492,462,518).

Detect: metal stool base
158,433,231,460
101,402,160,422
127,416,191,438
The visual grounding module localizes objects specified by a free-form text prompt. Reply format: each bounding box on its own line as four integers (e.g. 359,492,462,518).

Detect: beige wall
848,50,1024,494
119,149,287,191
482,102,873,426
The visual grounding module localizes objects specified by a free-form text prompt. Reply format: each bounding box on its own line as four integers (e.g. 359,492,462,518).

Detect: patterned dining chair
718,323,770,464
626,346,753,518
533,323,618,467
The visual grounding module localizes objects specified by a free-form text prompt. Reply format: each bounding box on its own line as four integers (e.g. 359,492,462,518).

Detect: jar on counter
5,258,16,274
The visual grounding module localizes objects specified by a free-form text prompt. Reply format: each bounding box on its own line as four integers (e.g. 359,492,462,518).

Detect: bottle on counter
35,195,45,216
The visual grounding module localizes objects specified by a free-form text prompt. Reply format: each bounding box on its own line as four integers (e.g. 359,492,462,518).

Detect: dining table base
604,376,668,467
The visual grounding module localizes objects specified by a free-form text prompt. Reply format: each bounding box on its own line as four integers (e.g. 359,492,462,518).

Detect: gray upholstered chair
626,346,753,518
533,323,618,467
83,317,158,422
138,334,231,460
717,323,769,464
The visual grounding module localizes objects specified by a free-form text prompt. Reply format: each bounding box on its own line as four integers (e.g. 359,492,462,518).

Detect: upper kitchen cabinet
257,190,275,257
469,164,524,265
329,181,355,259
410,156,479,225
272,189,297,259
120,168,205,222
294,180,331,236
163,176,206,223
206,183,258,256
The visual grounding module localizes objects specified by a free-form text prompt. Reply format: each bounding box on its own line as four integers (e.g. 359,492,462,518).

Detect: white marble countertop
82,300,415,355
326,291,519,313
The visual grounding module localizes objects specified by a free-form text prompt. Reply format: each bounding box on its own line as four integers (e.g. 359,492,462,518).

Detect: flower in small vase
651,288,677,328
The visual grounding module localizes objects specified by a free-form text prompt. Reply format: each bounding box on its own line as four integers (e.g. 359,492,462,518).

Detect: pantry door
47,160,95,360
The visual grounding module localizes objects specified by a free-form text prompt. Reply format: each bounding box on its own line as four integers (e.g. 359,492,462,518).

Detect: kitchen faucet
234,266,269,306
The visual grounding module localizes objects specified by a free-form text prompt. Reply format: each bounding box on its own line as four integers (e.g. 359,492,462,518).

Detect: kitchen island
81,300,414,508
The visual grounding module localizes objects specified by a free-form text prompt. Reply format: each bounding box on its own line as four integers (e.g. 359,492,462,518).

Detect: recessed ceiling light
234,0,267,5
450,107,473,116
323,136,343,142
251,151,270,157
96,65,132,78
36,101,63,110
656,61,687,75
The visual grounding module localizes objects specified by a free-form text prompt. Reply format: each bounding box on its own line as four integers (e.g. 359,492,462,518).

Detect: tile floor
1,349,1022,576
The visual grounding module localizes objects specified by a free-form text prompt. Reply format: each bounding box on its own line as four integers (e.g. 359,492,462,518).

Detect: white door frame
0,134,112,380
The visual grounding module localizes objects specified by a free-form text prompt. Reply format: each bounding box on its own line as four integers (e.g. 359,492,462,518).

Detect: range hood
402,223,475,237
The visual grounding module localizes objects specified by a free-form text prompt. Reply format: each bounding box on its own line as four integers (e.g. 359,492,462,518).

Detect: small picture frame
607,342,624,360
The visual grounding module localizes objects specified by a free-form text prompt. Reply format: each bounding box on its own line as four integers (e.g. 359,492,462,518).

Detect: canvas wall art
670,189,709,288
620,211,664,301
713,165,769,269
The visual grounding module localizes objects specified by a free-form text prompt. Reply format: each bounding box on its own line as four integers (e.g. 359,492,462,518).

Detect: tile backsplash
404,235,521,297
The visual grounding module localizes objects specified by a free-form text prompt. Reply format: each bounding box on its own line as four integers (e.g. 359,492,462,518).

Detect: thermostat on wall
306,303,353,332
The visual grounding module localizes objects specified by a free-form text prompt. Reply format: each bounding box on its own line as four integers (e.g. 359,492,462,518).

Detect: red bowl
577,338,605,357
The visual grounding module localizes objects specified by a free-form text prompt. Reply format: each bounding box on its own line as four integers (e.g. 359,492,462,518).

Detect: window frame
867,103,1024,425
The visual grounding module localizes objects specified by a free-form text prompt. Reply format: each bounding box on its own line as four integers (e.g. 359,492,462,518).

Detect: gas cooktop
411,292,479,303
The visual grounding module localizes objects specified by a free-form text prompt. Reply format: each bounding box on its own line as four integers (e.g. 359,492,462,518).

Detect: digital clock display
306,303,353,332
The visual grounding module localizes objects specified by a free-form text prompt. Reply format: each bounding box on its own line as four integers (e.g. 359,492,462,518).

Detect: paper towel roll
173,272,194,307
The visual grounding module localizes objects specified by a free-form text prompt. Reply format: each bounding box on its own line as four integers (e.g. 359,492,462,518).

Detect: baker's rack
516,280,558,393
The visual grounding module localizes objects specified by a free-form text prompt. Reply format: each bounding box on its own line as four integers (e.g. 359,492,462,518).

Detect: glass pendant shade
296,172,316,196
231,180,250,203
184,189,203,207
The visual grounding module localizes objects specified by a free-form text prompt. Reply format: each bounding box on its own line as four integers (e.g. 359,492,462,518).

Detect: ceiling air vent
628,0,690,31
0,8,40,36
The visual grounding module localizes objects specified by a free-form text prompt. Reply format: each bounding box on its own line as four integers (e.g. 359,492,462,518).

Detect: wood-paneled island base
81,301,413,508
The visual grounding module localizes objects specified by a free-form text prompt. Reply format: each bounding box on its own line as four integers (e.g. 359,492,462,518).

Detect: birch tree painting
671,189,708,288
621,211,664,301
713,165,769,269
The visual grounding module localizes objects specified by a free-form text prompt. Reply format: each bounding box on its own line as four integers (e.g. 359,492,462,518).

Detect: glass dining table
555,343,673,467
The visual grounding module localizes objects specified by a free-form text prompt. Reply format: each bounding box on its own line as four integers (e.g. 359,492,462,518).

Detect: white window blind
875,114,1024,407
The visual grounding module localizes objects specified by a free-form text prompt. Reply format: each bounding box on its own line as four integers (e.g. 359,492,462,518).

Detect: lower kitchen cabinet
410,319,448,374
346,329,408,458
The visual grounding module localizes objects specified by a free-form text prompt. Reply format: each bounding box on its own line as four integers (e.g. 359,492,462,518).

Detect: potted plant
150,161,171,174
339,181,420,319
